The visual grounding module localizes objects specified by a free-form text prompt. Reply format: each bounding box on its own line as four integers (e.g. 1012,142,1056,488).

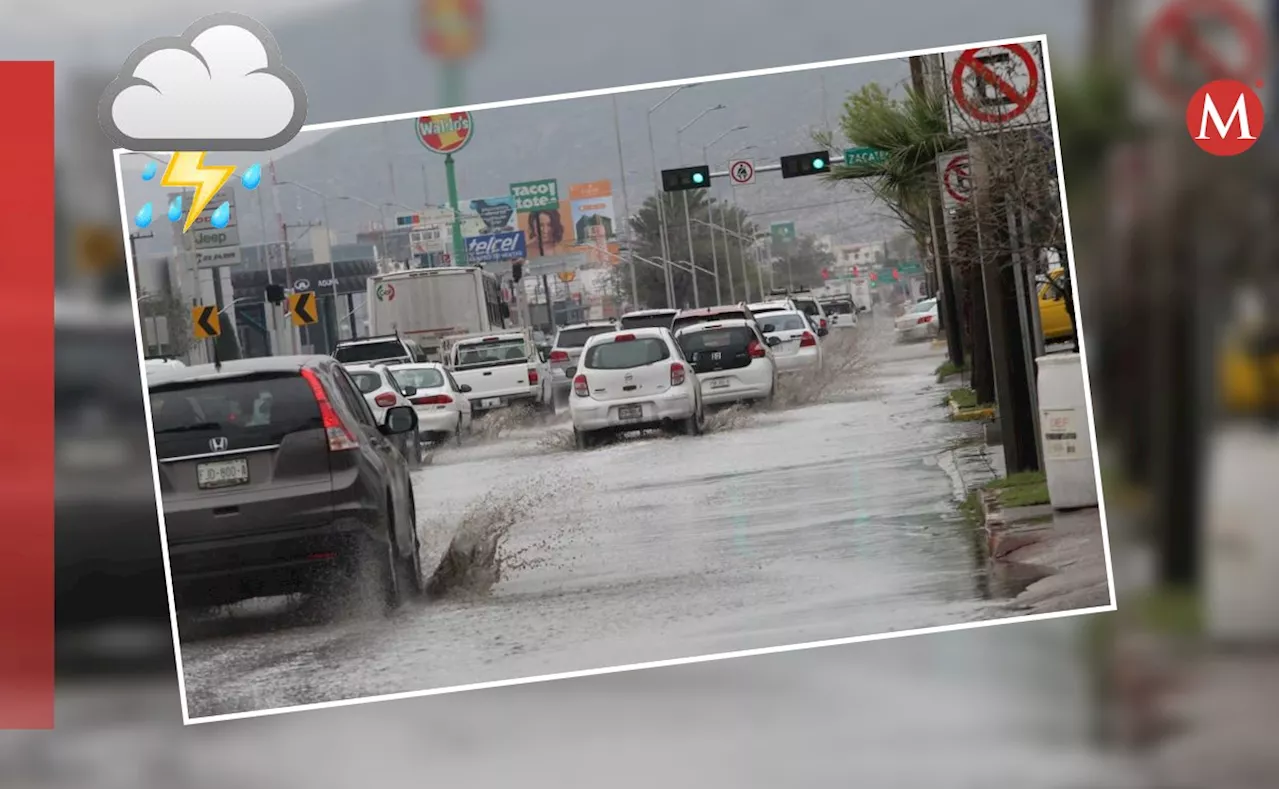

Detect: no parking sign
945,40,1051,135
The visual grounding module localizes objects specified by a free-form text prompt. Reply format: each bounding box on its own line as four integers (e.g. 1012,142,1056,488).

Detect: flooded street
179,328,1042,718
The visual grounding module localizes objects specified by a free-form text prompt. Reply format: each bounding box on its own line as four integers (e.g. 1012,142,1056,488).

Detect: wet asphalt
177,325,1046,719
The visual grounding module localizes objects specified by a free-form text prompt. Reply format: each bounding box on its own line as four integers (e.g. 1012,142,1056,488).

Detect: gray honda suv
147,355,424,615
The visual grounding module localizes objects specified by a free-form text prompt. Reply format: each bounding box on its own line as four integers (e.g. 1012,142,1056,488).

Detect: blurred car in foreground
894,297,940,342
387,362,473,446
675,319,777,406
147,356,423,614
618,308,678,331
757,310,823,374
569,328,704,449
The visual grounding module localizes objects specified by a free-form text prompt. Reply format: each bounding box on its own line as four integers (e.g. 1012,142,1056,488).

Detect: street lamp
702,124,747,303
646,83,698,308
673,104,726,307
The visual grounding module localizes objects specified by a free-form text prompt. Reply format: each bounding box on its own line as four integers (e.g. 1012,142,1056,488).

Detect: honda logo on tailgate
209,437,229,452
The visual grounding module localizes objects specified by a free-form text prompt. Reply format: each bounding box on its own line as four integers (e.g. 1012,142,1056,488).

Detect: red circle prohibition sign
951,44,1040,124
1139,0,1266,106
943,155,971,202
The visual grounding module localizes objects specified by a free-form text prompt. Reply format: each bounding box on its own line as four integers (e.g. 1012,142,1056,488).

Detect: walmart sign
464,230,526,264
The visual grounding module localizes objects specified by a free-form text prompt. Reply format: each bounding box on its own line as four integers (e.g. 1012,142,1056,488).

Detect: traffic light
780,151,829,178
265,283,285,304
891,268,901,281
511,262,523,282
820,268,830,280
661,165,711,192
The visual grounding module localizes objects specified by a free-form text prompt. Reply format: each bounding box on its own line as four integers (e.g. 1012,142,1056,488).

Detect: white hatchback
675,320,777,406
343,363,424,465
569,328,704,449
755,310,823,374
386,362,473,445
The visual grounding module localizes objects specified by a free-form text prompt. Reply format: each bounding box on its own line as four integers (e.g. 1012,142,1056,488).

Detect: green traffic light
812,158,825,169
692,172,704,184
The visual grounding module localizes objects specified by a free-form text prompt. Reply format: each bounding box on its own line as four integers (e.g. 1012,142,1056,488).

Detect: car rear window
678,325,755,355
555,326,614,349
794,300,819,318
334,340,408,364
756,313,806,332
392,367,446,390
149,373,321,459
672,311,749,333
824,300,854,314
454,338,527,367
348,371,382,393
619,313,676,330
583,337,670,369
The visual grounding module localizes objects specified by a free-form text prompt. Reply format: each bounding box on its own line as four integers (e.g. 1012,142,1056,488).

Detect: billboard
464,230,527,264
520,202,576,258
568,180,621,265
467,195,519,233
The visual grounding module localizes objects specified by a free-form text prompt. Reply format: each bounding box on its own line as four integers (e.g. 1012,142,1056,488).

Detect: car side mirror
766,336,782,347
381,405,417,435
458,383,473,393
761,324,775,333
401,385,418,398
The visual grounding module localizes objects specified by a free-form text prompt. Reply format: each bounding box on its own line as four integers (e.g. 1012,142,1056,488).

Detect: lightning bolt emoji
160,152,237,233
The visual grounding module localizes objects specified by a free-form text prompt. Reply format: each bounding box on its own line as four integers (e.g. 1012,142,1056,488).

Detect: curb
977,489,1050,559
947,400,996,422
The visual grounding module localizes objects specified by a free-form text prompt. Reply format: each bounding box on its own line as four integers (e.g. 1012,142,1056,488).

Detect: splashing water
167,196,182,222
210,202,231,229
241,163,262,190
141,161,157,181
134,202,153,228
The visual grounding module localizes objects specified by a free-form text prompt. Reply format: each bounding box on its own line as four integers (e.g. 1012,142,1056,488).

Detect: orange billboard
568,180,620,266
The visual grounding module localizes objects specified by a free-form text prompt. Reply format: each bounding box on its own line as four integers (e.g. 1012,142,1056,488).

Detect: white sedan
387,362,473,445
755,310,823,374
894,298,940,342
568,327,704,449
674,319,776,406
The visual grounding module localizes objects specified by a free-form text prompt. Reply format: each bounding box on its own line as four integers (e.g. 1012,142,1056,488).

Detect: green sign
510,179,560,212
898,261,925,276
843,147,888,167
770,221,796,245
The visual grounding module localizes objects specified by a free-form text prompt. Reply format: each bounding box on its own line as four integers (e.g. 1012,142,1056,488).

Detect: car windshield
454,338,527,368
392,367,446,390
149,373,321,460
347,371,383,393
910,299,937,314
555,326,614,349
334,340,408,364
756,313,807,333
619,313,676,330
678,325,754,354
584,337,670,369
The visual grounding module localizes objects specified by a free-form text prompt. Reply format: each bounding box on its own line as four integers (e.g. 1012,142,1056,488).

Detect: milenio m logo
1186,79,1266,157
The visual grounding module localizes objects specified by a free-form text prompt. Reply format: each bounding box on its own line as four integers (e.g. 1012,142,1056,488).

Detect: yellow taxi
1037,268,1075,343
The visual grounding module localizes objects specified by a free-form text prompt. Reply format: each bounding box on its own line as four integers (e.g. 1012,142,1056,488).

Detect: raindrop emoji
141,161,157,181
135,202,153,229
242,163,262,190
210,202,231,229
167,195,183,222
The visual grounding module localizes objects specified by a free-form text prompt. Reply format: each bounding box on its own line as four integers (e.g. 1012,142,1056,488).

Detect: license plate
617,404,643,421
196,458,249,490
480,398,502,409
710,378,731,389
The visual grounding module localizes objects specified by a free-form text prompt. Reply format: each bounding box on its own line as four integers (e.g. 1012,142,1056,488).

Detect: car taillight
411,394,453,405
614,333,636,342
374,393,398,408
917,315,933,324
820,318,827,329
799,332,817,348
573,374,589,397
747,340,767,358
549,350,569,363
670,363,686,386
527,368,539,385
300,369,359,451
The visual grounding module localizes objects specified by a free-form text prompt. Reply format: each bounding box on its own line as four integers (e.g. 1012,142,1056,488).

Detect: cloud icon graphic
98,13,307,151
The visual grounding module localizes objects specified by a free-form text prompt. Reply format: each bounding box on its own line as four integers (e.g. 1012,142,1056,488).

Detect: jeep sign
464,230,526,263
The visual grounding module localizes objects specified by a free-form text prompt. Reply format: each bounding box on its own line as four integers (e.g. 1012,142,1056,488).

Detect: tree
770,234,836,292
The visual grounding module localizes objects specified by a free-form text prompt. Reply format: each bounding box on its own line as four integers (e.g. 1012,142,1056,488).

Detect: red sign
1187,79,1265,155
951,44,1040,124
416,112,473,155
420,0,484,61
943,155,972,202
1140,0,1266,106
820,268,830,280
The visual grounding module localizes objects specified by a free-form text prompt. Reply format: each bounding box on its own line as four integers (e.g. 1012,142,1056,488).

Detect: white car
342,363,424,465
894,297,940,342
674,320,776,406
755,310,823,374
748,299,800,317
568,327,704,449
820,298,859,329
387,362,473,445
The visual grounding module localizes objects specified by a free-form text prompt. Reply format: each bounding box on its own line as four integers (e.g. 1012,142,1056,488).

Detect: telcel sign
465,230,526,264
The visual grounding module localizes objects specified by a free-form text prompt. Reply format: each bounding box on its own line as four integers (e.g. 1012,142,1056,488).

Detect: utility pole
279,219,321,354
910,54,965,369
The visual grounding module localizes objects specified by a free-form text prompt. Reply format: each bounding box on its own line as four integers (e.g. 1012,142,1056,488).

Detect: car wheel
376,496,406,613
454,414,464,447
402,493,426,595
